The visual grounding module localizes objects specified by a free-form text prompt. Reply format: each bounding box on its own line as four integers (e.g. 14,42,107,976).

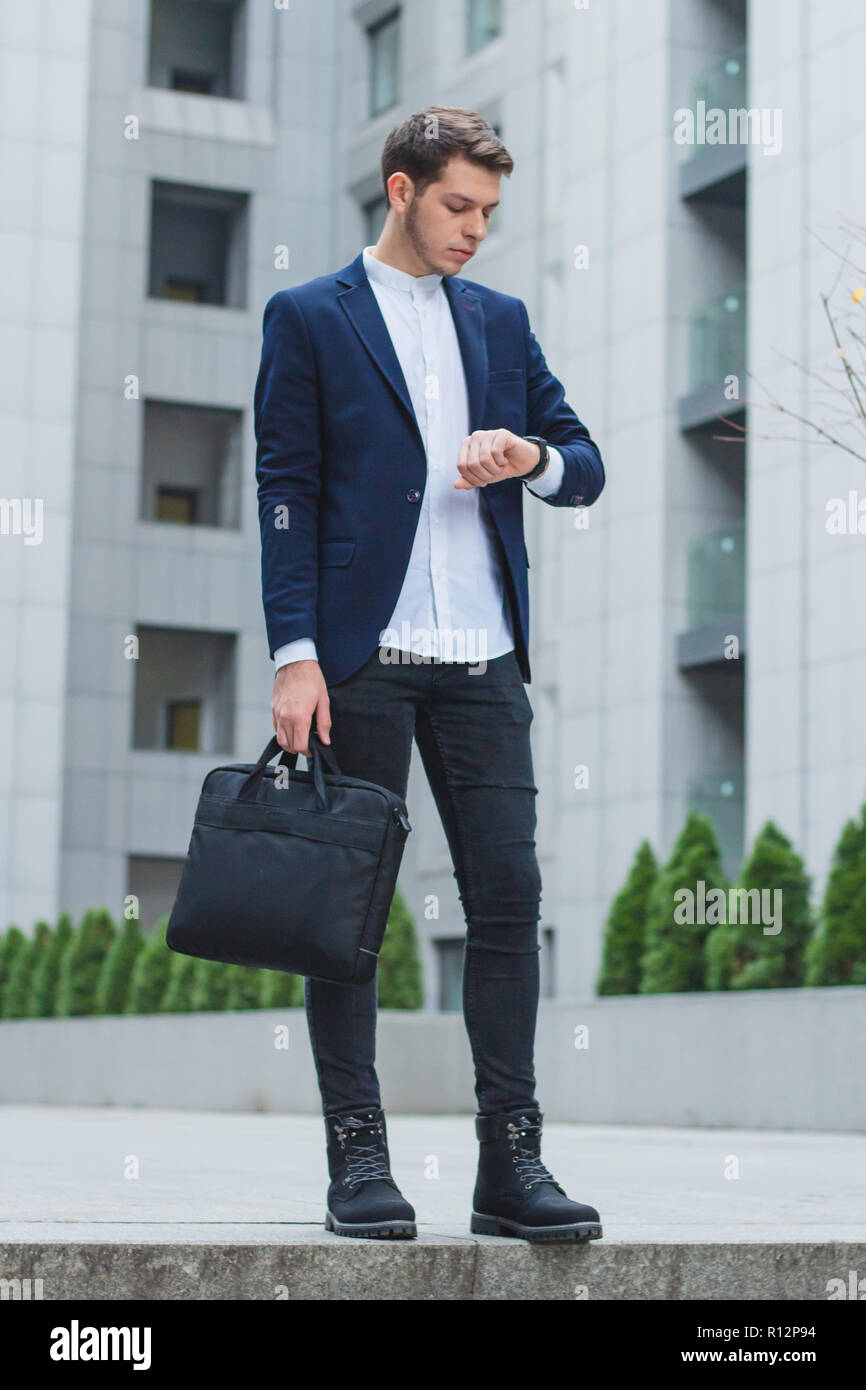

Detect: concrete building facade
1,0,861,1004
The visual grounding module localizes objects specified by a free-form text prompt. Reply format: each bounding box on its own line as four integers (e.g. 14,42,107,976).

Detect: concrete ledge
1,988,865,1131
677,616,746,669
2,1233,863,1300
4,1107,864,1300
678,145,747,204
678,382,746,432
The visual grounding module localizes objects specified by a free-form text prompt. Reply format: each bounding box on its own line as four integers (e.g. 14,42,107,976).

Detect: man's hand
454,430,542,490
272,660,331,759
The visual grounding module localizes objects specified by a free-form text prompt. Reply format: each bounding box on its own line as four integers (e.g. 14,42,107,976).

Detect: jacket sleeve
518,298,605,508
253,291,322,658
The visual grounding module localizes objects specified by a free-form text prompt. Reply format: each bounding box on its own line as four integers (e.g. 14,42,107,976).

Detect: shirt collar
362,246,443,298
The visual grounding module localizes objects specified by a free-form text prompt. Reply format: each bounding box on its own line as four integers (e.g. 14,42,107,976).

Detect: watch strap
522,436,549,482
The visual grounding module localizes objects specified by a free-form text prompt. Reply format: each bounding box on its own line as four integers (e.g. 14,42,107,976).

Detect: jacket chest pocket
488,368,525,382
485,370,526,429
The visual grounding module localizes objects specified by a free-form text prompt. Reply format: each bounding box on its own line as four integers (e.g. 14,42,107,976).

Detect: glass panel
691,45,747,116
684,45,747,161
467,0,503,54
436,938,464,1012
363,195,389,246
686,522,745,628
689,283,746,392
369,10,400,116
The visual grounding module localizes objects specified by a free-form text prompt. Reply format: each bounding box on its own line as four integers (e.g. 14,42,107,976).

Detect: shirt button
407,489,421,503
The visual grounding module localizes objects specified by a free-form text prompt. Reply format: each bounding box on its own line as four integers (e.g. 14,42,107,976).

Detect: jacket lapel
336,252,422,449
442,275,488,433
336,252,489,443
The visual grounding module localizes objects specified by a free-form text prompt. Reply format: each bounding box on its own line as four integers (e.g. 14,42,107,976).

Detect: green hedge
56,909,116,1017
377,885,423,1009
596,841,657,996
805,804,866,986
2,922,52,1023
0,927,28,1018
0,883,422,1017
639,812,727,994
31,913,74,1017
705,822,813,990
597,806,866,995
96,919,145,1015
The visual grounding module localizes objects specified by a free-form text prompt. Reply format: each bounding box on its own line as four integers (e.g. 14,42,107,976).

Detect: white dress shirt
273,247,564,671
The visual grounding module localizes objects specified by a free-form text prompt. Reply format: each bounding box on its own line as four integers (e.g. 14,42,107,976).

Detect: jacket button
406,489,421,503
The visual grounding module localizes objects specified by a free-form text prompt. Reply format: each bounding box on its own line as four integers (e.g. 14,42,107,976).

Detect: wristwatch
521,436,549,483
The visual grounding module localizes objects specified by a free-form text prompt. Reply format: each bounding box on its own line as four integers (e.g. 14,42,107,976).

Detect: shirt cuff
274,638,318,671
524,445,565,499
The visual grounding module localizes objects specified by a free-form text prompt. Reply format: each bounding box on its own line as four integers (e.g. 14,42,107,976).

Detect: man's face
403,156,500,276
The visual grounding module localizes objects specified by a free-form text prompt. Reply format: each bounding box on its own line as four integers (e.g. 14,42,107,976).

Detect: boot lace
334,1119,393,1186
507,1119,558,1189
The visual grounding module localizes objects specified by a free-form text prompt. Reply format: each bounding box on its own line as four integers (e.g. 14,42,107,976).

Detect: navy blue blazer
254,250,604,687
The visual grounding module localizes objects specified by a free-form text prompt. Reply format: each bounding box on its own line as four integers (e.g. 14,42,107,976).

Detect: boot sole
325,1210,417,1240
470,1212,603,1243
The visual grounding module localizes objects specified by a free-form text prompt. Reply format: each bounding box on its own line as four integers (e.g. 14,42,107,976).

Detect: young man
254,107,605,1243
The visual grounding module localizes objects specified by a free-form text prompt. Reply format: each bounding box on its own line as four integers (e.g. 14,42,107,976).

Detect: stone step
3,1228,865,1300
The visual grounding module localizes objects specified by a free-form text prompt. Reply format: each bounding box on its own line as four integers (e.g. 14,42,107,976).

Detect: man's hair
380,106,513,202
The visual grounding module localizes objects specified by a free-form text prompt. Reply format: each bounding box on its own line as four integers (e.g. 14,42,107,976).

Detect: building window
132,626,236,754
128,856,187,935
540,927,556,1000
147,0,247,100
148,181,250,309
435,938,465,1012
363,194,389,246
467,0,503,54
141,401,243,529
368,10,400,117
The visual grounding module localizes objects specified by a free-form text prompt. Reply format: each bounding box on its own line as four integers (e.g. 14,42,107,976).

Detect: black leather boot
323,1107,417,1239
470,1108,603,1243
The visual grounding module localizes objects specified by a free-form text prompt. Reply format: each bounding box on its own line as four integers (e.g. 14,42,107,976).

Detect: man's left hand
454,430,542,490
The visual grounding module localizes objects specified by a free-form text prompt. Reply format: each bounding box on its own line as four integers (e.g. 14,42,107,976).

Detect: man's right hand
272,660,331,758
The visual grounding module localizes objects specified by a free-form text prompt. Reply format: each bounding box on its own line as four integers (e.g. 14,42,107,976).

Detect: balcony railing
689,284,746,394
684,46,747,162
686,522,745,630
688,771,744,878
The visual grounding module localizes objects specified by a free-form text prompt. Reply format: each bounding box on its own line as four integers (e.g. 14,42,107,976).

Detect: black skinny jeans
303,645,543,1118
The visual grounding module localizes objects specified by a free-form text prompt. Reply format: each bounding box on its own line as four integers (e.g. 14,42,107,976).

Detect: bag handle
238,729,342,811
